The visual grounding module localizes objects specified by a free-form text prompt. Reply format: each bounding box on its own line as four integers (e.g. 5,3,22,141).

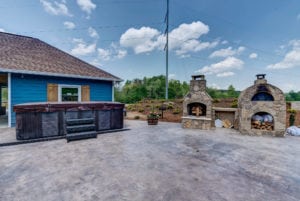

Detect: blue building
0,32,121,127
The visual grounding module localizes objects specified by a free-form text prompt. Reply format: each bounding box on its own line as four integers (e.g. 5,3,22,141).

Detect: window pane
61,87,78,102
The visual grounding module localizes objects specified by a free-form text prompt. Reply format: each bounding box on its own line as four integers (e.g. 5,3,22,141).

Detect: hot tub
13,102,124,140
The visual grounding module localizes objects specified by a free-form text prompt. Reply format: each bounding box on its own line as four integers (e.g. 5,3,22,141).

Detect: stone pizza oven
182,75,213,129
238,74,286,136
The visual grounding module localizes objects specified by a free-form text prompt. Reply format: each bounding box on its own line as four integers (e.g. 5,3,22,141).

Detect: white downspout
7,73,11,127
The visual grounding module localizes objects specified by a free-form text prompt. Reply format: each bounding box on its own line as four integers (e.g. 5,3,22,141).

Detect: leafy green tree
169,79,183,99
227,85,239,98
182,81,189,95
115,75,242,103
285,91,300,101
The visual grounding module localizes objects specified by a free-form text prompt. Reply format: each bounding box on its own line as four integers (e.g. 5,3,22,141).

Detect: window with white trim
58,85,81,102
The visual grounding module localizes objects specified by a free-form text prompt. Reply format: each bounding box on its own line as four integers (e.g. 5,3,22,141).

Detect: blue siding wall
11,73,113,126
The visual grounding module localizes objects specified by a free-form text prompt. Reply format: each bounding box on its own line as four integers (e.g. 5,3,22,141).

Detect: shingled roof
0,32,121,81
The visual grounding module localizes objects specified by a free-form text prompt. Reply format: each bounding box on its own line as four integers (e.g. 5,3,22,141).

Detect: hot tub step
66,124,96,133
66,118,94,126
66,131,97,142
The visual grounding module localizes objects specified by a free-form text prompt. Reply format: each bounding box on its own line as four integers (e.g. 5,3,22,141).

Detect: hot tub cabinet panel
96,110,111,130
14,102,124,140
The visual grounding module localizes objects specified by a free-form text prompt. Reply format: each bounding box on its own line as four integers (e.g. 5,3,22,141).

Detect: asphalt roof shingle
0,32,121,81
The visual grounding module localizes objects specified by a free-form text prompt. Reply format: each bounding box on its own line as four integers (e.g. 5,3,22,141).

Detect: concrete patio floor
0,120,300,201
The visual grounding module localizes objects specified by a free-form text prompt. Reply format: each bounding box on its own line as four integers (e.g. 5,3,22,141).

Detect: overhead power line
16,22,164,35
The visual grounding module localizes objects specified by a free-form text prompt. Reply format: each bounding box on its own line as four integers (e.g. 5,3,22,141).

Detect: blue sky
0,0,300,91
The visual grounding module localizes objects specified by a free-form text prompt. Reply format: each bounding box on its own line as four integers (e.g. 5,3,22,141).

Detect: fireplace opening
187,103,206,117
251,112,274,131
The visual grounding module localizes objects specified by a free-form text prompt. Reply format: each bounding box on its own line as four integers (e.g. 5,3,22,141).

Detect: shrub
167,104,174,109
126,104,133,111
178,99,184,103
288,109,297,114
213,99,220,103
288,109,297,126
134,115,140,119
231,99,238,108
173,108,180,114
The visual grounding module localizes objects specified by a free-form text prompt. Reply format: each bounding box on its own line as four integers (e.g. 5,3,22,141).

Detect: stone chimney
190,75,206,93
254,74,267,85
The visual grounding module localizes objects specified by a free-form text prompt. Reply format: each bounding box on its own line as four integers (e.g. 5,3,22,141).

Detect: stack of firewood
251,120,273,130
223,119,233,128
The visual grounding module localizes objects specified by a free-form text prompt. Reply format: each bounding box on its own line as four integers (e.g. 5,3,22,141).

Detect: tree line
285,91,300,101
114,75,240,103
114,75,300,103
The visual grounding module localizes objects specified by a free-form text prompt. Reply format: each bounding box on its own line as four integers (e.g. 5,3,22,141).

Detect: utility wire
16,22,164,34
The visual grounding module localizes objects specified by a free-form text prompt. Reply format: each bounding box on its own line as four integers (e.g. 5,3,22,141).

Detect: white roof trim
0,68,122,82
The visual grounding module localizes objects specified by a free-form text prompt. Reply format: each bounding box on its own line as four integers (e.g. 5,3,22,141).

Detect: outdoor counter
13,102,124,140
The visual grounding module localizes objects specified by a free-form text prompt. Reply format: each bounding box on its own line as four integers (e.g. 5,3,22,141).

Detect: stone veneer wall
182,78,213,119
182,117,211,129
238,78,286,136
182,75,214,129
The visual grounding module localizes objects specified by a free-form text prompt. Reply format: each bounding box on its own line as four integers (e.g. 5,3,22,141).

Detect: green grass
1,87,7,102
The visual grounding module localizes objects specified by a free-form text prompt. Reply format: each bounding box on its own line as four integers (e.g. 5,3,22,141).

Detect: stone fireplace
238,74,286,136
182,75,213,129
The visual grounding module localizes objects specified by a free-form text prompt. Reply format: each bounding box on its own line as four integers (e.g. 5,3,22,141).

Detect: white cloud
71,38,96,56
120,26,161,54
88,27,99,38
116,49,127,59
209,46,245,58
119,21,217,56
175,40,218,56
169,21,209,48
40,0,72,16
267,40,300,70
169,21,218,56
196,56,244,75
64,21,75,29
208,83,220,89
249,53,258,59
97,43,127,61
281,83,297,92
0,28,5,32
216,71,235,77
77,0,96,15
297,14,300,20
89,59,102,67
98,48,111,61
221,40,228,45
